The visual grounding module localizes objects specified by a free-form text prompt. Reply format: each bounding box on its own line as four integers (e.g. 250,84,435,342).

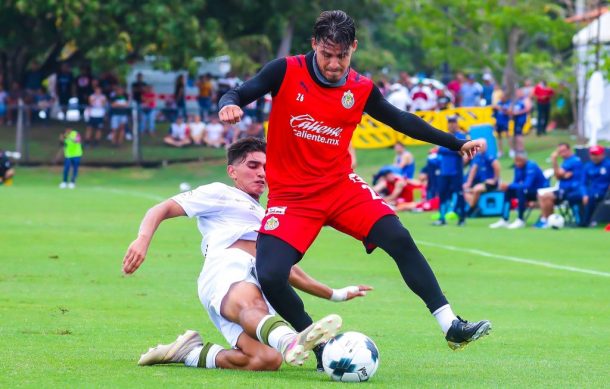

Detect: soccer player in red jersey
219,10,491,362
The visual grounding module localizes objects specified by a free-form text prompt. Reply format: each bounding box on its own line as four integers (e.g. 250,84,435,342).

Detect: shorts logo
342,90,355,109
264,216,280,231
267,206,287,215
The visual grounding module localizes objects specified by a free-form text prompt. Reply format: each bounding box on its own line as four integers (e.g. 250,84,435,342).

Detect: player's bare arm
122,199,186,275
288,264,372,301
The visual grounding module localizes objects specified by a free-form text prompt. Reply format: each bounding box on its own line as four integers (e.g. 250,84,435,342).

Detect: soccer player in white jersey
122,137,370,371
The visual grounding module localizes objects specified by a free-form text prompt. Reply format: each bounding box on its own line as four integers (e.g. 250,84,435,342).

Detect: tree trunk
503,26,521,99
276,17,295,58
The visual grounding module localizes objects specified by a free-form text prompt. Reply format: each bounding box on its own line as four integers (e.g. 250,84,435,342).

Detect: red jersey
266,55,373,198
386,176,414,202
533,84,554,104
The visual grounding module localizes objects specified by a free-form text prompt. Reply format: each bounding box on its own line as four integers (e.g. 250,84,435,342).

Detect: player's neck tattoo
312,52,349,87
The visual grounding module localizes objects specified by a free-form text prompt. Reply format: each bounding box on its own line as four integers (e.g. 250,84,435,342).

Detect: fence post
15,99,28,164
132,104,142,164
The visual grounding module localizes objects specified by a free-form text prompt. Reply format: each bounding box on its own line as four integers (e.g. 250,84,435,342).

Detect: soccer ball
322,331,380,382
547,213,565,229
179,182,191,192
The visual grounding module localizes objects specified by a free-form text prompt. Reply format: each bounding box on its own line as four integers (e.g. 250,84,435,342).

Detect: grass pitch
1,133,609,388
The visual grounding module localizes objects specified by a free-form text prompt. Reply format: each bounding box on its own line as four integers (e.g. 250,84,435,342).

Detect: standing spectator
393,142,415,178
410,79,435,111
399,71,414,91
204,114,226,148
163,116,191,147
6,81,24,125
434,116,467,226
494,92,511,158
59,128,83,189
23,61,43,109
537,143,584,228
510,88,530,156
447,72,464,107
34,87,54,122
419,147,441,200
459,74,483,107
196,73,213,120
188,114,206,145
489,152,547,229
140,84,157,136
109,85,130,147
85,86,108,147
463,139,500,215
56,63,74,116
131,72,147,106
386,83,411,111
481,74,494,106
0,84,7,125
174,74,186,119
581,146,610,227
520,79,534,99
75,65,94,113
0,149,15,186
99,71,118,98
532,80,554,136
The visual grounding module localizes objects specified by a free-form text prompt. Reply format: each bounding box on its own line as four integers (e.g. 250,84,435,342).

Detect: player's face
514,156,526,168
590,153,604,164
228,151,266,200
312,39,357,83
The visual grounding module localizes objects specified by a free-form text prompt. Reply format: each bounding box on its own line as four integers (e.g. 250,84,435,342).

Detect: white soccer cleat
489,219,509,229
59,182,67,189
507,218,526,229
138,330,203,366
68,182,75,189
282,314,342,367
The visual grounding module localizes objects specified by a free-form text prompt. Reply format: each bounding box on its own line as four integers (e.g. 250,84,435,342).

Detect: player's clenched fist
219,104,243,124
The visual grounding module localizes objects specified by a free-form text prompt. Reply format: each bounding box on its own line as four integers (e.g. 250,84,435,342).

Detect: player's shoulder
192,182,230,196
348,69,373,87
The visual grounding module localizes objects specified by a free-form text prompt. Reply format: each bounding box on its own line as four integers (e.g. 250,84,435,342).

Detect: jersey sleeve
171,183,225,218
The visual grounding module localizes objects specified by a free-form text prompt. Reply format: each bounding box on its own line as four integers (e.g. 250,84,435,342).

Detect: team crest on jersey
341,90,355,109
264,216,280,231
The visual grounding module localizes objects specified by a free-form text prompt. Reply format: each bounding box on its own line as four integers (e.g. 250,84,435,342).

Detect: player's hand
459,139,483,161
331,285,373,301
122,237,149,275
550,150,559,160
219,104,243,124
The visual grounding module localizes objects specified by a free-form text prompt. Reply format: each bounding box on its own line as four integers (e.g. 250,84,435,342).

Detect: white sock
205,344,224,369
268,325,296,352
184,346,203,367
255,314,275,343
433,304,458,334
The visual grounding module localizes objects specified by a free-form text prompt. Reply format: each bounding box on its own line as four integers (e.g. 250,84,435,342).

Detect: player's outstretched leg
138,330,205,366
445,317,492,350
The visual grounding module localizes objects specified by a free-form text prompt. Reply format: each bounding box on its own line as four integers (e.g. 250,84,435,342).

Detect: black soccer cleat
313,342,326,372
445,316,492,350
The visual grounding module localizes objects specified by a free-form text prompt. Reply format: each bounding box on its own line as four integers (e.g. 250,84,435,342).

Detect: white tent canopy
573,12,610,46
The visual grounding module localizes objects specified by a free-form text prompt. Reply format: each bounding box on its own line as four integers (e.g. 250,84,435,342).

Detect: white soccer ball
179,182,191,192
547,213,565,229
322,331,380,382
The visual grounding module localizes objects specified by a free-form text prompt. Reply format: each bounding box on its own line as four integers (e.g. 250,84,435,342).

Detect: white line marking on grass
417,240,610,278
87,186,165,202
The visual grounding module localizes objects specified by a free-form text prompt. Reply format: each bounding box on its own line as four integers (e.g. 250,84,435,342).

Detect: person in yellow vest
59,128,83,189
0,149,15,186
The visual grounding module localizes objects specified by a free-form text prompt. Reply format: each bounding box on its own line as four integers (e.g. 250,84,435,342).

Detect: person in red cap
582,145,610,226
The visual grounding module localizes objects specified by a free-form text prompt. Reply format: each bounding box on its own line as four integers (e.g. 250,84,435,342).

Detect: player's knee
248,351,282,371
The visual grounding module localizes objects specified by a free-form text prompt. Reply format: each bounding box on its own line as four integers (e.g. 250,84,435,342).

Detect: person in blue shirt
393,142,415,179
581,145,610,227
538,143,584,227
493,93,511,158
420,147,441,200
463,139,501,215
510,88,530,157
489,152,547,229
434,116,467,226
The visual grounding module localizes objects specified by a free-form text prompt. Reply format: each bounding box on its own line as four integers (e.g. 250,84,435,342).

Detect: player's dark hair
558,142,571,150
313,10,356,52
227,137,266,165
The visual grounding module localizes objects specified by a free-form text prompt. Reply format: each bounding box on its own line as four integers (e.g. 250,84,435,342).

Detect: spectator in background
532,80,554,136
481,74,494,106
131,72,147,107
6,81,24,125
399,71,413,91
76,65,94,113
434,116,467,226
59,128,83,189
489,152,546,229
0,84,7,125
463,139,500,215
447,72,464,107
34,87,54,122
0,149,15,186
188,114,206,145
140,84,157,136
373,166,419,212
581,146,610,227
537,143,584,228
510,88,530,157
99,71,118,98
164,116,191,148
56,63,74,116
419,147,441,200
85,86,108,147
393,142,415,179
387,83,412,112
410,79,435,111
24,62,43,106
244,121,265,140
520,79,534,99
494,91,511,158
196,73,214,121
109,85,130,147
204,114,226,148
459,74,483,107
174,74,186,119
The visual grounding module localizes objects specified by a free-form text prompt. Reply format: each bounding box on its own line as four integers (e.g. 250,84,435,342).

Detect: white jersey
171,182,264,259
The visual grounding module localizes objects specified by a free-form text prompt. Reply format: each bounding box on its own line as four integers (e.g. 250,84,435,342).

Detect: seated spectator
243,122,266,140
204,114,226,148
393,143,415,178
34,87,54,121
464,139,501,215
373,166,420,212
537,143,584,228
0,149,15,186
489,152,546,229
387,83,412,111
410,79,435,111
581,145,610,227
164,116,191,148
188,114,206,145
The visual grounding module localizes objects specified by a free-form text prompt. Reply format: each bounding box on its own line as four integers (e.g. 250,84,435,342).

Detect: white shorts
197,248,274,347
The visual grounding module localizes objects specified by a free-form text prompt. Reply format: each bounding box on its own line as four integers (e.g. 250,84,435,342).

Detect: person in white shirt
204,114,226,148
84,86,107,147
164,116,192,147
123,138,369,371
188,114,206,145
387,83,412,112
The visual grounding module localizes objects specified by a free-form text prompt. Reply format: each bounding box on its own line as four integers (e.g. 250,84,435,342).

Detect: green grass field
1,131,609,388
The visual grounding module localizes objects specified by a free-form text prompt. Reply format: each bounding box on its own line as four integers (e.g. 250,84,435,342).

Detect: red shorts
259,173,396,254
